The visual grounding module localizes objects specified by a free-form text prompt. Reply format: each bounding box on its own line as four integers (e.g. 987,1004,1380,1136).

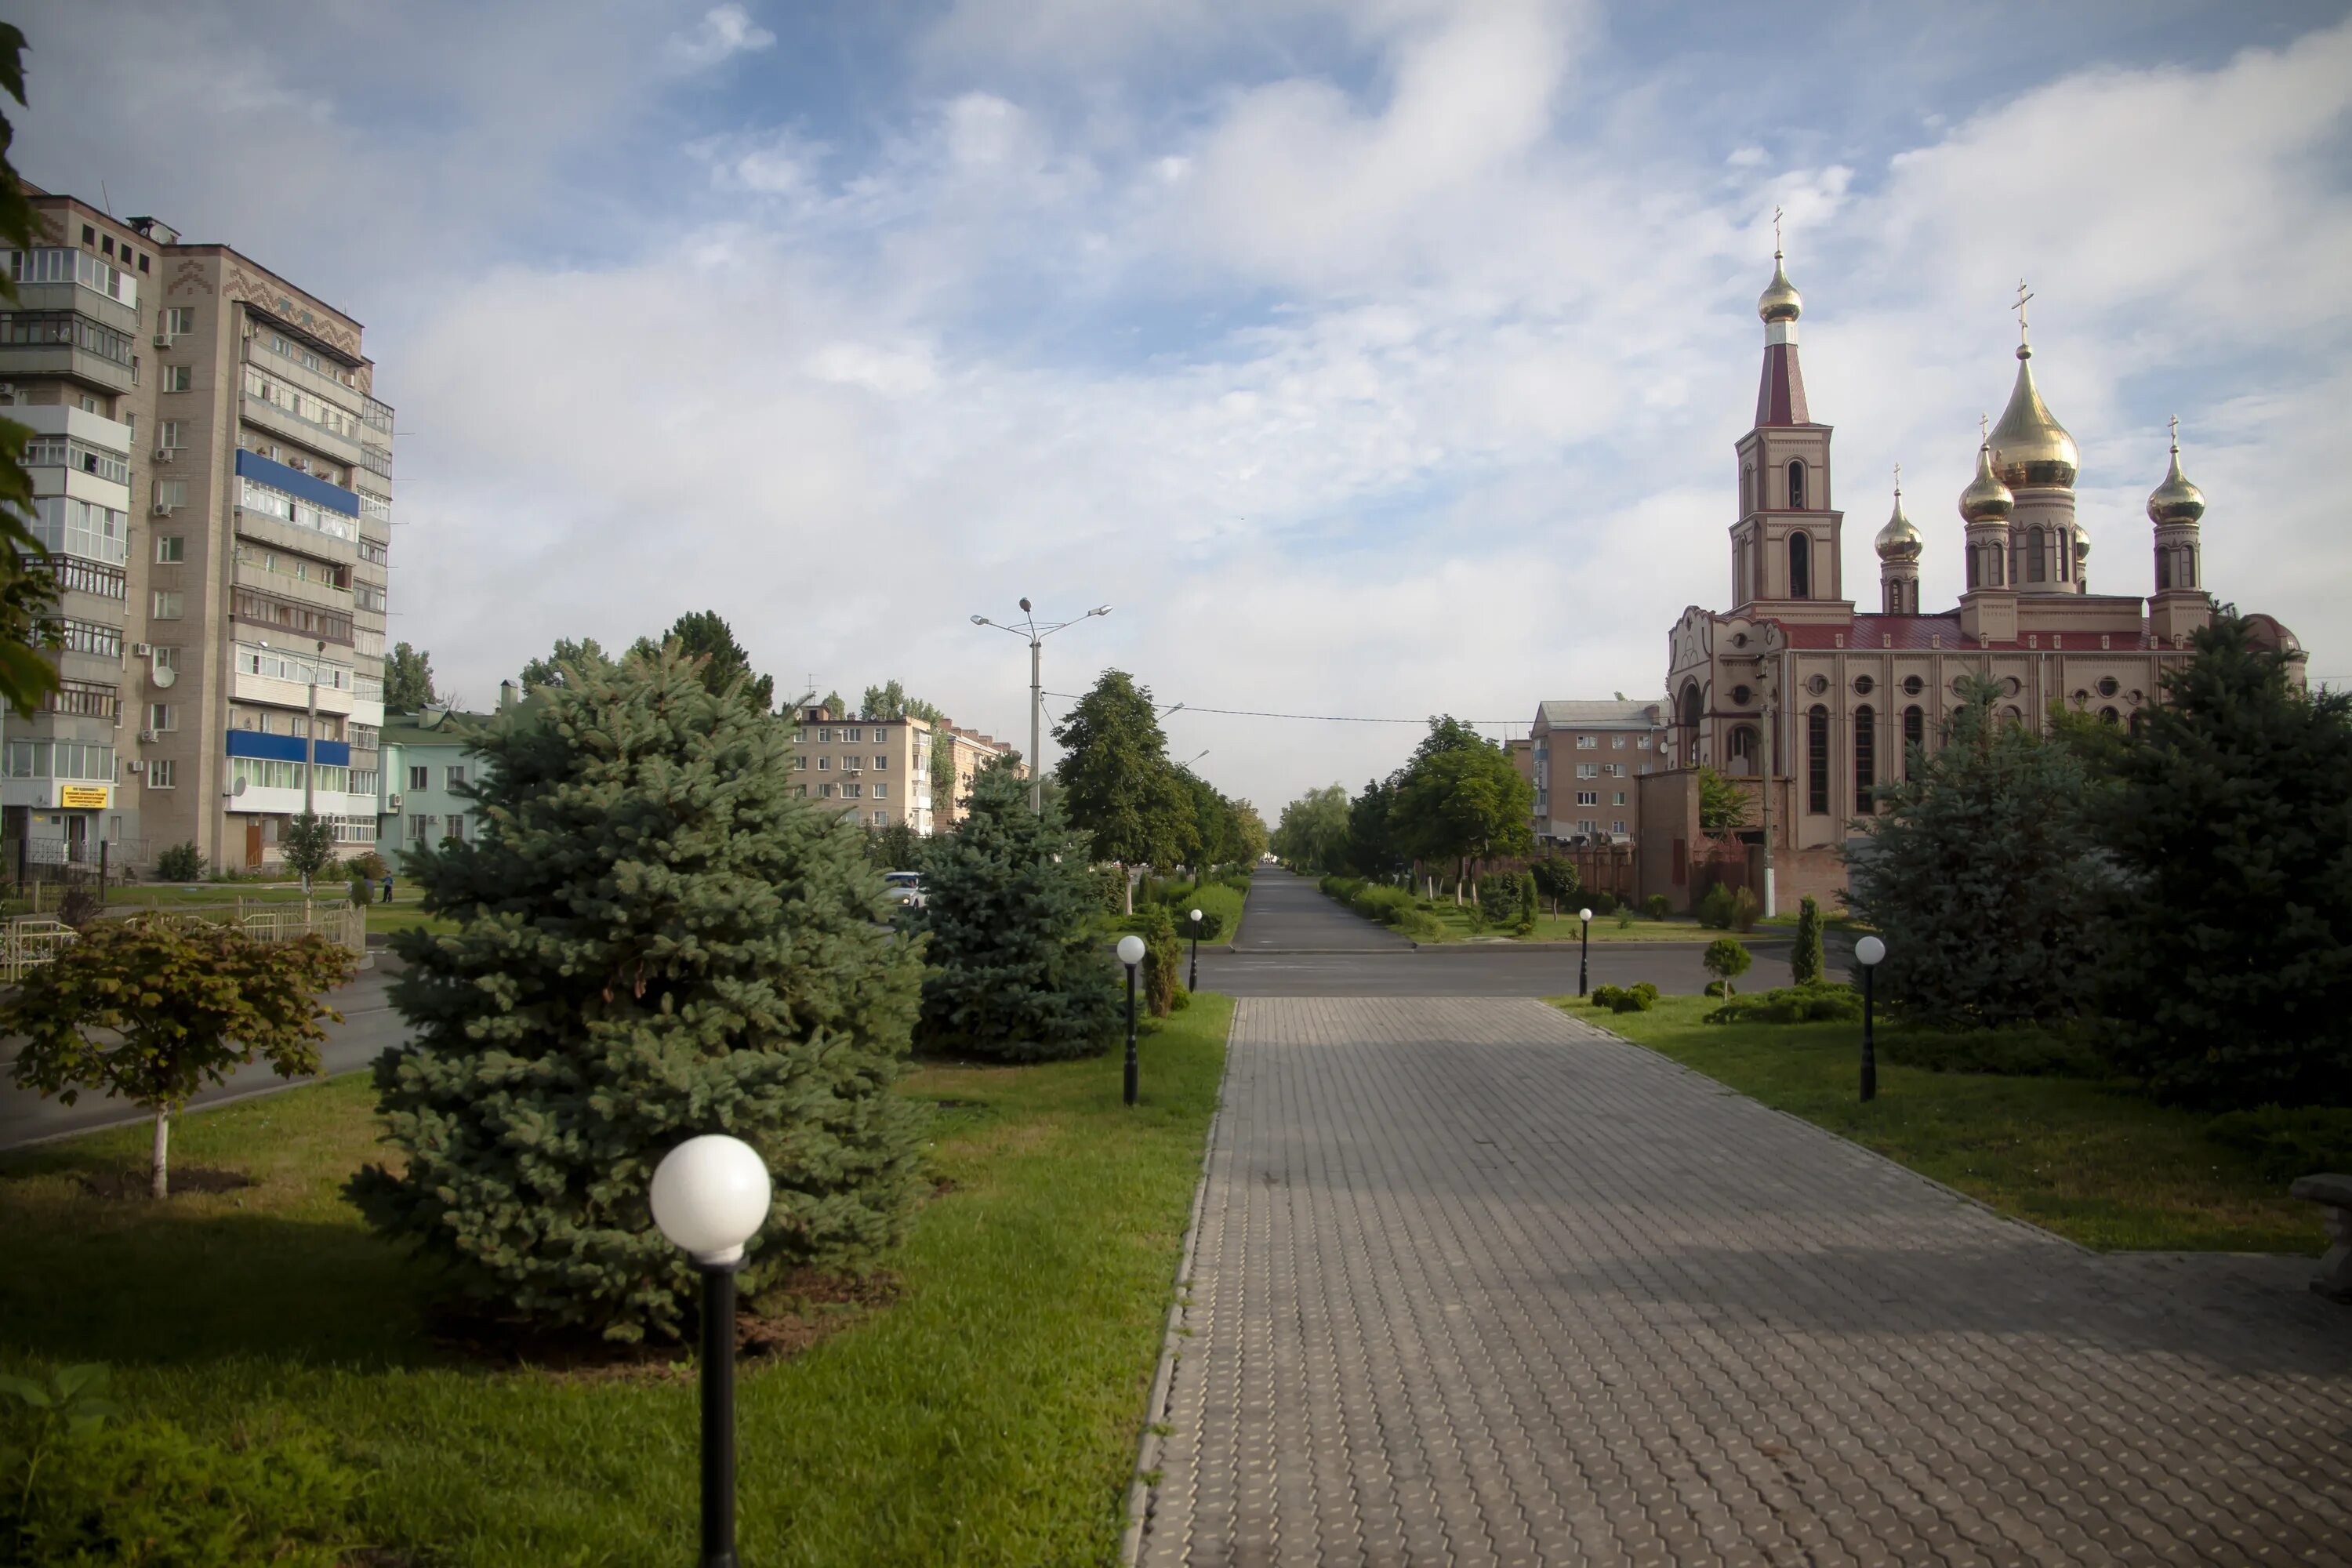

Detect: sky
18,0,2352,815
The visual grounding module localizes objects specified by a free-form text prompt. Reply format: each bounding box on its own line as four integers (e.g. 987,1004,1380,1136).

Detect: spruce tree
348,644,923,1342
1791,895,1824,985
1142,902,1181,1016
2095,611,2352,1108
913,754,1123,1061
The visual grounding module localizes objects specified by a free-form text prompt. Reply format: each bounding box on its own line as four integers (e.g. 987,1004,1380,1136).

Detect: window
1787,459,1806,510
2027,527,2046,583
817,756,830,771
163,365,194,392
407,814,429,842
873,782,887,798
1902,706,1924,778
408,765,428,790
1613,792,1627,806
1577,763,1598,779
151,590,183,619
792,754,807,770
1637,735,1651,750
841,727,862,743
1853,705,1875,812
354,582,387,612
1577,790,1599,806
1788,531,1812,598
844,782,863,799
1807,705,1830,815
446,766,467,788
820,782,836,798
1611,735,1626,749
1613,820,1627,834
155,534,186,563
163,307,196,337
873,754,887,770
149,758,177,789
147,702,176,732
817,728,832,742
1741,463,1755,513
1576,735,1597,750
873,811,887,826
237,474,357,543
446,815,468,844
31,495,129,564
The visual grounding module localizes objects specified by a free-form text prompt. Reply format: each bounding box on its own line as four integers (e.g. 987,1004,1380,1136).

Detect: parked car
882,870,926,910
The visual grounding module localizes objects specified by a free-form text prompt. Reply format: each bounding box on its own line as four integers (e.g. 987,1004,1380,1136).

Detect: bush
1791,895,1824,985
1878,1025,2107,1080
1646,895,1672,921
343,849,390,884
154,841,205,882
1530,857,1579,915
1142,902,1181,1018
1476,871,1523,924
1092,864,1129,913
1697,883,1737,929
1399,910,1444,941
1590,982,1659,1014
1730,886,1760,932
1704,978,1727,998
1705,982,1862,1025
1585,889,1618,916
2203,1107,2352,1183
1515,870,1539,936
1702,937,1752,995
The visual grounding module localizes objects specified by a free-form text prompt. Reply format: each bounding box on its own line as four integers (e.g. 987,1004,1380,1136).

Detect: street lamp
1854,935,1886,1102
1116,933,1145,1105
1187,907,1203,992
1577,906,1593,997
970,599,1112,815
650,1134,774,1568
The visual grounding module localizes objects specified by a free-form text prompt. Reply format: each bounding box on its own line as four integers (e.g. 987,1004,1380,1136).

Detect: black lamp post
1187,906,1203,993
1855,935,1886,1102
1117,933,1145,1106
650,1135,774,1568
1577,906,1593,997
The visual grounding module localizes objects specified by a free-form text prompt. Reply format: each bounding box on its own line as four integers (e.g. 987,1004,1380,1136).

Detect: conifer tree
348,644,923,1342
1141,902,1181,1015
2095,610,2352,1108
913,754,1122,1061
1790,895,1825,985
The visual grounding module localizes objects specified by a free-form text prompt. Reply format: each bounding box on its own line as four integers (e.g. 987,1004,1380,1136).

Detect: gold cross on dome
1893,461,1902,492
2169,413,2180,450
1980,412,1989,444
1773,206,1784,254
2013,278,2034,341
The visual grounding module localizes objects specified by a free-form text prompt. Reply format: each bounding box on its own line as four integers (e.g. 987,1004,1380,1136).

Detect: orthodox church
1643,245,2306,910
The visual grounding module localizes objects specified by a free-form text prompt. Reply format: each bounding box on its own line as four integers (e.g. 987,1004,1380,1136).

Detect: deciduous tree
1272,784,1352,873
279,812,338,890
1389,726,1534,902
633,610,775,711
383,642,438,712
518,637,612,691
1053,670,1191,905
5,920,354,1197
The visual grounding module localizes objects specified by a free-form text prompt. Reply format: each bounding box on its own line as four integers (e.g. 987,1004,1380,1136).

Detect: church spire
1754,211,1809,425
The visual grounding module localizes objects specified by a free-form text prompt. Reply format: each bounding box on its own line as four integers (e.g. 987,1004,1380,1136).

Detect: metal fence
0,898,368,984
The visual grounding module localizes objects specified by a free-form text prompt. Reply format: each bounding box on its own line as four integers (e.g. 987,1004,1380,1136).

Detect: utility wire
1044,693,1521,724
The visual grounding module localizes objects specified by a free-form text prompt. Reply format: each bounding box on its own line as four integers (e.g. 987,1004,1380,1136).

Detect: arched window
1990,543,2004,586
2157,547,2172,590
2027,527,2046,582
1853,705,1875,812
1966,546,1980,590
1902,705,1924,777
1789,531,1812,598
1741,463,1755,514
2057,531,2070,581
2182,547,2196,588
1679,682,1703,731
1806,704,1830,815
2099,706,2120,726
1788,459,1806,510
1728,724,1759,775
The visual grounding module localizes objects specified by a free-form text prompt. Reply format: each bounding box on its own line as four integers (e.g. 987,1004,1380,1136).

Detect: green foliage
1054,670,1192,873
1273,784,1352,873
631,609,776,711
1475,870,1524,923
1584,888,1618,917
1646,894,1672,920
916,754,1123,1063
1516,869,1539,936
1319,876,1418,931
1730,886,1759,932
0,1397,358,1567
1342,775,1404,878
350,645,924,1341
1845,676,2112,1029
1697,882,1737,929
2203,1106,2352,1183
1590,982,1659,1014
1790,895,1824,984
1703,978,1727,998
1140,904,1181,1018
154,842,205,882
2092,611,2352,1109
1701,937,1753,995
1704,982,1860,1025
517,635,612,691
1388,718,1534,873
859,680,946,726
1877,1025,2107,1080
383,641,437,712
1530,856,1580,913
865,818,925,874
2,918,353,1198
1089,863,1127,913
278,812,339,884
1695,764,1753,837
0,27,64,722
343,849,389,884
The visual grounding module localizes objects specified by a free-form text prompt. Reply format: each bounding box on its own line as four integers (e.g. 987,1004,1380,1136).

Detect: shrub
154,841,205,882
343,849,390,885
1530,857,1579,915
1590,982,1659,1014
1142,902,1181,1018
1704,978,1727,998
1586,889,1618,916
1614,906,1635,930
1516,870,1539,936
2204,1106,2352,1183
1399,910,1444,941
1354,884,1416,926
1476,871,1523,924
1878,1025,2107,1079
1646,895,1671,921
1702,937,1752,996
1791,895,1824,985
1730,886,1760,932
1697,883,1737,929
1092,864,1128,913
1705,982,1862,1025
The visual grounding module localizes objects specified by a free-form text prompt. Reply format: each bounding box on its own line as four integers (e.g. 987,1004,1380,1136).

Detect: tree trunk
151,1108,170,1200
1123,864,1135,915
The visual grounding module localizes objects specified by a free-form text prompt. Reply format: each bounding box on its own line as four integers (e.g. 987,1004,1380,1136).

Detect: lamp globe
1579,907,1593,923
1855,935,1886,967
650,1134,772,1267
1116,934,1146,967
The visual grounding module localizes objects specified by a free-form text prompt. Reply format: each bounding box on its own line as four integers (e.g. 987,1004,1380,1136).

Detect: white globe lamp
651,1134,772,1268
1116,933,1145,967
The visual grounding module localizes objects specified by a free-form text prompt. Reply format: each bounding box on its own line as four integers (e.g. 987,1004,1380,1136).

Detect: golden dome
1987,343,2078,488
1959,438,2013,524
1757,252,1802,324
1875,481,1922,561
2147,424,2205,526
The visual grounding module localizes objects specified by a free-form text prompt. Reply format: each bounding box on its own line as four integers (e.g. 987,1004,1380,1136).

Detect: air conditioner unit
153,447,176,463
132,642,153,658
387,793,403,811
125,760,144,774
152,332,173,347
136,729,158,744
151,500,180,516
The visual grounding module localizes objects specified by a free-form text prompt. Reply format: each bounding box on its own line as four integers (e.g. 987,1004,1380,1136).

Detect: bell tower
2147,417,2212,644
1729,215,1848,625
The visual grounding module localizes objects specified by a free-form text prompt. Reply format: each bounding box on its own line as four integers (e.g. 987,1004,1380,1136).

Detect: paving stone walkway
1136,997,2352,1566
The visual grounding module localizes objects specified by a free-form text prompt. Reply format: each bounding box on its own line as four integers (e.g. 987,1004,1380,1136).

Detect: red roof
1755,343,1809,426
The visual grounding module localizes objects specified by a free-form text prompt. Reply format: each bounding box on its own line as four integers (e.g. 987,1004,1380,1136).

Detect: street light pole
1117,933,1145,1105
970,600,1112,815
1188,907,1203,992
1760,673,1777,920
1855,935,1886,1102
1577,906,1593,997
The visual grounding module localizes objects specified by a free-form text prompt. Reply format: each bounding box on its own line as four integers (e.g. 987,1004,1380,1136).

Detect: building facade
935,723,1022,824
2,185,393,876
1643,247,2304,910
1526,699,1670,845
790,705,935,833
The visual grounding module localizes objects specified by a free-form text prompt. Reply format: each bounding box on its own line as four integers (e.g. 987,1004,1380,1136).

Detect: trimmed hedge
1704,982,1862,1025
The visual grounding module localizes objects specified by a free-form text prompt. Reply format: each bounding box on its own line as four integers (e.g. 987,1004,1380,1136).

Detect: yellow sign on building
58,786,110,809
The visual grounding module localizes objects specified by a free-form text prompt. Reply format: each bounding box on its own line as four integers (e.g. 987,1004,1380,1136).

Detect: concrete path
1138,997,2352,1566
1233,867,1414,952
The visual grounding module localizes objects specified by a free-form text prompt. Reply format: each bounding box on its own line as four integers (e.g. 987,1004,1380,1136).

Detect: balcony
242,332,364,419
0,316,139,394
241,390,361,468
42,678,120,721
37,555,126,604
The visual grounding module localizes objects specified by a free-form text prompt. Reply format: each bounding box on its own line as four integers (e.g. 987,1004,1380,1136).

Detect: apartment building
935,723,1022,824
375,702,493,865
1,185,394,875
1526,699,1670,846
789,705,933,833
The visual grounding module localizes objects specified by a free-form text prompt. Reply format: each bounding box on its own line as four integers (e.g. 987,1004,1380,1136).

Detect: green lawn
1559,994,2325,1255
0,996,1233,1566
1174,880,1246,945
1412,902,1722,943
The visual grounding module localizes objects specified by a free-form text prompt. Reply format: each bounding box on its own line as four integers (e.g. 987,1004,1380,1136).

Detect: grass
1411,902,1722,943
1167,879,1246,945
1556,993,2326,1255
0,995,1234,1566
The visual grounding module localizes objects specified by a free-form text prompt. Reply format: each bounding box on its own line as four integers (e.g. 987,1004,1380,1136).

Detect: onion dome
1959,438,2013,524
1988,341,2079,488
1875,477,1922,561
1757,251,1802,325
2147,423,2206,526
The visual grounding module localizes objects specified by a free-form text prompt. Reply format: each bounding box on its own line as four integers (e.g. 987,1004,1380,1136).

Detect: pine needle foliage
1141,903,1181,1018
348,644,923,1342
1790,895,1825,985
913,755,1123,1061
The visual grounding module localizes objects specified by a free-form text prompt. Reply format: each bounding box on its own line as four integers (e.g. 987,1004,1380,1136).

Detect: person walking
381,873,394,905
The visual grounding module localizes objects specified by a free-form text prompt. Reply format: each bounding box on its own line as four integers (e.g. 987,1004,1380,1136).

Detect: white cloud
666,5,777,71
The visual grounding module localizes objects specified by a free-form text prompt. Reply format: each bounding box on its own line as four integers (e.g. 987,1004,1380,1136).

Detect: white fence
0,899,368,984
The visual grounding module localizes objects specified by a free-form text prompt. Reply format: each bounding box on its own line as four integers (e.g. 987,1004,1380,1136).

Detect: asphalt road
0,964,410,1153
